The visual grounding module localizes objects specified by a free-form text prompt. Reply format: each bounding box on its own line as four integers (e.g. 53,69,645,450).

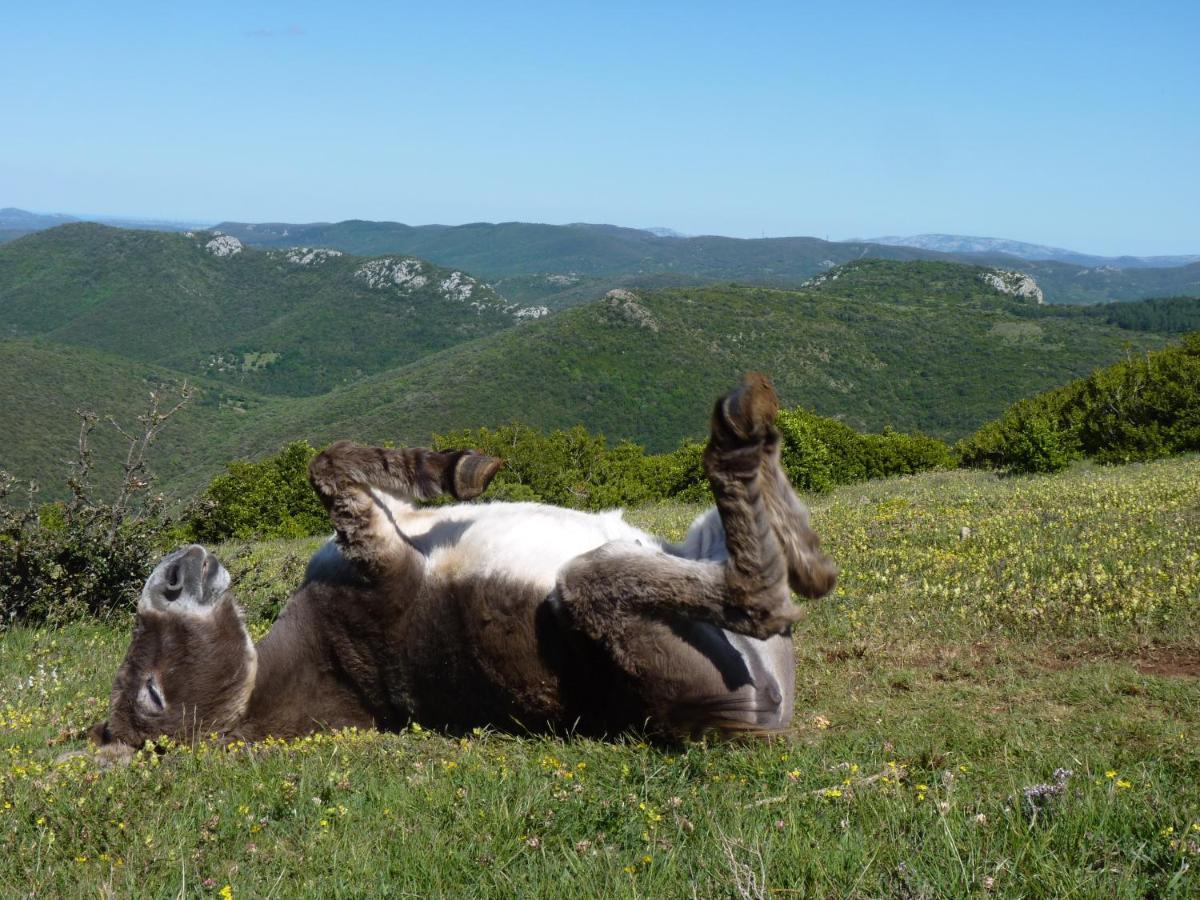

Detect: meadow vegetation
2,459,1198,896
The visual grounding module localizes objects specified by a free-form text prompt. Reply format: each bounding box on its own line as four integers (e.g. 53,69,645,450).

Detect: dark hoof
714,373,779,446
451,452,504,500
792,554,838,599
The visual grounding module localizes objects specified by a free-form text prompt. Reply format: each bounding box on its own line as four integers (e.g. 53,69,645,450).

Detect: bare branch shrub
0,386,191,627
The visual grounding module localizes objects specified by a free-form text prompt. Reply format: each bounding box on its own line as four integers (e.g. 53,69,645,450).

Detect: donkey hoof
451,452,504,500
714,372,779,445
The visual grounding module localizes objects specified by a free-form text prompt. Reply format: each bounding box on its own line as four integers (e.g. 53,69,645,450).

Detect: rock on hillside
979,269,1044,304
205,234,243,257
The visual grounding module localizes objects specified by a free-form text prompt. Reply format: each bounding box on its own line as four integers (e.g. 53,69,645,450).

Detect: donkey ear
88,720,112,746
448,451,504,500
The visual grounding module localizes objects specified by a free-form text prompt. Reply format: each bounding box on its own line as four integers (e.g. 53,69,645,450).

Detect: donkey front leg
307,441,503,572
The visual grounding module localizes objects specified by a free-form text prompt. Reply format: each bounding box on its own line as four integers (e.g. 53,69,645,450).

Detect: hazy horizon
4,1,1197,256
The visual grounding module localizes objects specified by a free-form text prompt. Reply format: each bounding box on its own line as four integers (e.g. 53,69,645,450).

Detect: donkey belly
396,500,662,593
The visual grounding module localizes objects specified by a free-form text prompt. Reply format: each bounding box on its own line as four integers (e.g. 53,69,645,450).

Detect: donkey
89,374,837,755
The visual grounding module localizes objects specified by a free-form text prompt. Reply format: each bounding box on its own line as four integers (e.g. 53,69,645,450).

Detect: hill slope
215,261,1168,459
214,219,1200,305
1,259,1173,496
0,339,283,499
0,224,544,395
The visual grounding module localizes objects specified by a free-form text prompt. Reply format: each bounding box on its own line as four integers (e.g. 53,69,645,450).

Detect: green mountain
0,339,277,499
0,224,541,396
213,219,1200,306
0,249,1173,499
204,261,1170,459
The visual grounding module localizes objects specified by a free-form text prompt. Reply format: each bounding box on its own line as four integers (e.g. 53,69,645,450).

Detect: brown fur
102,597,256,747
91,374,837,752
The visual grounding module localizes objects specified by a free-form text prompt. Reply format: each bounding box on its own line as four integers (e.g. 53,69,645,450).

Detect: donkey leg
307,441,502,571
558,375,799,642
677,379,838,599
757,429,838,598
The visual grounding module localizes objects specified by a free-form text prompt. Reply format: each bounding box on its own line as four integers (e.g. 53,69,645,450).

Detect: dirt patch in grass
1134,646,1200,678
1042,644,1200,678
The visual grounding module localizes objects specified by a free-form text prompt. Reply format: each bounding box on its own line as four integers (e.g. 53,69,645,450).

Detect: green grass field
2,459,1199,896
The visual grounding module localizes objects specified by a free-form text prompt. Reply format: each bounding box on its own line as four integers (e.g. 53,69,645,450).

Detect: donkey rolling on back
91,375,837,754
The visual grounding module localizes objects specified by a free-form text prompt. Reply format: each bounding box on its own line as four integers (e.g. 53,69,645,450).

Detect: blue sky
3,1,1197,254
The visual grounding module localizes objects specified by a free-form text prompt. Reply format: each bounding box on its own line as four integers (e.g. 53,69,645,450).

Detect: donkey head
90,546,257,753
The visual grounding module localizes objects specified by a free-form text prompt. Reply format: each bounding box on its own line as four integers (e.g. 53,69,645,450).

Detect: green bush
1005,415,1077,474
776,409,953,491
0,483,169,625
184,441,327,543
775,410,835,492
433,424,679,510
958,333,1200,471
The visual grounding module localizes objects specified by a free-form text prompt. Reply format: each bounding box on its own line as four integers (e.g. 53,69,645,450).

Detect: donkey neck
235,593,377,741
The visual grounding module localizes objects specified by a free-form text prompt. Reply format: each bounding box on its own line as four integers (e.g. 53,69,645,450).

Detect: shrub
184,441,327,543
776,408,953,491
775,410,835,492
0,393,187,626
433,424,676,510
1004,415,1077,475
958,334,1200,471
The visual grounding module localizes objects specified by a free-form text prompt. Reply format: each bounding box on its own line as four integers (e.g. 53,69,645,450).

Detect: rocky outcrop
439,271,475,302
205,235,243,257
604,289,659,332
979,269,1044,304
284,247,343,266
355,258,430,290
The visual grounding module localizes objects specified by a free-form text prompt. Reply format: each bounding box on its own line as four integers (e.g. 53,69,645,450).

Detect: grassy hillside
0,255,1172,498
219,262,1167,459
214,218,1200,305
3,459,1198,895
0,224,533,396
0,339,284,499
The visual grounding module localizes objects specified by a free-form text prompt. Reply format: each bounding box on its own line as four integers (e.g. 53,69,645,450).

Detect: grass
2,458,1199,896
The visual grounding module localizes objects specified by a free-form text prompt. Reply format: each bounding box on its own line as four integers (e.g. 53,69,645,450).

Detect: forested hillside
214,219,1200,306
0,224,539,396
219,264,1161,460
0,235,1176,498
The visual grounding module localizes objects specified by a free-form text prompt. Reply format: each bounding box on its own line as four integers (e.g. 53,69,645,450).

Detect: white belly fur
370,491,662,592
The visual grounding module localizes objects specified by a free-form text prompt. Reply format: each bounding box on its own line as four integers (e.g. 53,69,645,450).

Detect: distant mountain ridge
210,219,1200,305
0,224,1179,498
0,207,210,243
4,209,1199,304
864,233,1200,269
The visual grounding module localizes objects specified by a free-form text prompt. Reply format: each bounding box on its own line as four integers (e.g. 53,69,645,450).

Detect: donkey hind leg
307,441,503,571
758,429,838,598
679,426,838,599
558,373,800,645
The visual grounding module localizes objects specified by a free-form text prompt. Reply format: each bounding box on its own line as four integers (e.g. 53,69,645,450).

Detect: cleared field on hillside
2,459,1198,896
